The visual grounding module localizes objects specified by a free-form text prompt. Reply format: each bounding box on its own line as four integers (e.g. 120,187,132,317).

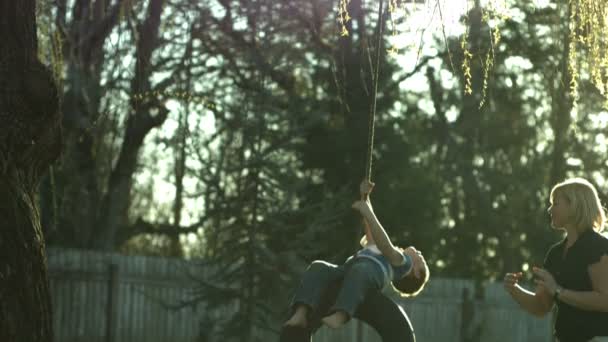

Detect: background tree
40,0,206,252
30,0,608,340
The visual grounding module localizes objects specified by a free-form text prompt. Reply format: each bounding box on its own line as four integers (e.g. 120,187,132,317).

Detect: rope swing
365,0,384,183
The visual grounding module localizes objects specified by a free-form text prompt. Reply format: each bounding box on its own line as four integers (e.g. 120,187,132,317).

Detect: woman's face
548,193,572,229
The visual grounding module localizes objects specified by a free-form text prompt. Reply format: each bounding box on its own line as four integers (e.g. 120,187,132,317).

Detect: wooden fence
47,248,554,342
48,248,209,342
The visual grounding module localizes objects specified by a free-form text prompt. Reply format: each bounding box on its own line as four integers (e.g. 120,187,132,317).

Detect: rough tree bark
0,1,61,341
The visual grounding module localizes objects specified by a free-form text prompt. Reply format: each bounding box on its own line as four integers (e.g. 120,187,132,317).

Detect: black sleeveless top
543,229,608,342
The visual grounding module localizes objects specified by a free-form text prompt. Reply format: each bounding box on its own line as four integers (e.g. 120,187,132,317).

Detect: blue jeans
290,258,385,319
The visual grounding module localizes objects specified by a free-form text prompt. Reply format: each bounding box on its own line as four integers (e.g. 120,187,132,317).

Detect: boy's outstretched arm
361,217,376,246
359,180,376,246
352,199,403,266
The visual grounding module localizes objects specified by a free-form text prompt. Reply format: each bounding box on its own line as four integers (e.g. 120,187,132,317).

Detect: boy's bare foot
284,305,308,328
322,311,348,329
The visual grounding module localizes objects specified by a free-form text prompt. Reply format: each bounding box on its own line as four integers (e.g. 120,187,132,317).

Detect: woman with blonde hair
504,178,608,342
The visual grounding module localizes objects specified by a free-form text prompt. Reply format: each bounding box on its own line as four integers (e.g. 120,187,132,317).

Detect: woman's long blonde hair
550,178,606,233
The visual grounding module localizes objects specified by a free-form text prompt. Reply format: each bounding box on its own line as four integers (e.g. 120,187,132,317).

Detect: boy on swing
284,179,430,330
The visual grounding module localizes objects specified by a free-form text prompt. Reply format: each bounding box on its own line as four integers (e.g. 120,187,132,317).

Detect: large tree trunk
0,1,61,341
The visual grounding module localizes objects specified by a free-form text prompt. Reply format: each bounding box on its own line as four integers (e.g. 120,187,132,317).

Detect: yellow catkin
51,30,64,90
338,0,510,102
339,0,352,36
568,0,580,106
568,0,607,106
335,0,608,107
461,26,473,96
131,90,216,110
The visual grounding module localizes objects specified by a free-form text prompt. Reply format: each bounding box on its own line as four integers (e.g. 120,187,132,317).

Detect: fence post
105,263,119,342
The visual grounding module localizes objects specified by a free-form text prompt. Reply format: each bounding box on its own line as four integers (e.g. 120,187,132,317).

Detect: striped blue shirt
347,245,413,288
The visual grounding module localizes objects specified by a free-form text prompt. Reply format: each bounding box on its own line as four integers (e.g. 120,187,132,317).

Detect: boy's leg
284,305,310,327
285,261,344,327
280,281,416,342
279,325,311,342
279,277,345,341
323,260,384,328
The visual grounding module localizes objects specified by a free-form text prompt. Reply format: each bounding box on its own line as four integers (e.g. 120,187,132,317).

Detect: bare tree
47,0,197,251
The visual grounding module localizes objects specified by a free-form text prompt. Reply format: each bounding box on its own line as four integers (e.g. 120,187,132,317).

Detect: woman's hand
532,267,559,295
359,179,375,199
503,272,523,294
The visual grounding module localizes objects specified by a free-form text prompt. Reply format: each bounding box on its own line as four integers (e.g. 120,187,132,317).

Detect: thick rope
365,0,384,182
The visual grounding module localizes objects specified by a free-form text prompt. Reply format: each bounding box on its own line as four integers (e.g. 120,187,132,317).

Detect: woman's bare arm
555,256,608,312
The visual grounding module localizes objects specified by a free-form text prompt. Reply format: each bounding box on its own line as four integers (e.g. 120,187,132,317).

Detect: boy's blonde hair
360,236,430,297
392,255,430,297
550,178,606,233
